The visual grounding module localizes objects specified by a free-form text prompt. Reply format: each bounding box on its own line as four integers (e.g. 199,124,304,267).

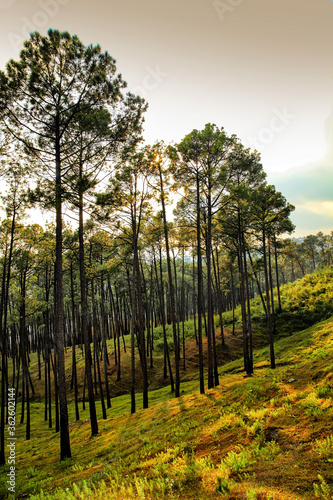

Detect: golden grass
1,315,333,499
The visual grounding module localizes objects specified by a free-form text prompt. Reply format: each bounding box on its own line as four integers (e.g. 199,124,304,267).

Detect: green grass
223,265,333,339
2,266,333,499
1,312,333,499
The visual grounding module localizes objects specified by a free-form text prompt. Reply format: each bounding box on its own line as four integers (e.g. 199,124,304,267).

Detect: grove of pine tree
0,29,331,464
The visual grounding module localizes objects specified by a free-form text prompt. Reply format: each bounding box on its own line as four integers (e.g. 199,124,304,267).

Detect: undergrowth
1,268,333,499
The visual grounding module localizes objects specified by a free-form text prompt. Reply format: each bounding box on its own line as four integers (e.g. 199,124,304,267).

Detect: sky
0,0,332,237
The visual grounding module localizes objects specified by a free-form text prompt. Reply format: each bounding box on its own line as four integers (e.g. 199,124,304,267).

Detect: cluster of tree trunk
0,29,320,465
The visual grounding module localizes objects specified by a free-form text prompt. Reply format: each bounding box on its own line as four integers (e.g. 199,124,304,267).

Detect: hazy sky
0,0,332,236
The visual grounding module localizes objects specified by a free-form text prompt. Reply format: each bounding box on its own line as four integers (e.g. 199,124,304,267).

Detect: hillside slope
2,312,333,499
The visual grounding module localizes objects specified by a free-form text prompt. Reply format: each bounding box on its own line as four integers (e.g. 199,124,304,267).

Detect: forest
0,29,333,500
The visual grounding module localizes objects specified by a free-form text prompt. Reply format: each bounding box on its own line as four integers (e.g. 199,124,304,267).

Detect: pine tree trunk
268,240,277,339
155,251,174,390
134,247,148,409
213,248,225,346
130,239,136,414
206,185,215,388
181,247,186,371
230,262,236,336
242,240,253,374
248,251,267,317
69,265,79,421
55,126,71,459
78,185,98,436
172,250,181,360
91,279,107,419
0,249,8,465
196,173,205,394
192,254,198,345
274,236,282,313
159,167,180,397
100,270,111,409
237,212,251,376
108,281,121,382
262,228,275,369
0,211,15,465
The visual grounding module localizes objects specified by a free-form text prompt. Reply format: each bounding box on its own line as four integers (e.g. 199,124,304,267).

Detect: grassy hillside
21,266,333,404
1,267,333,499
1,314,333,499
223,266,333,339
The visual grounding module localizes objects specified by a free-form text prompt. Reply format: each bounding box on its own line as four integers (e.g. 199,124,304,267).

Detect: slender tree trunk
237,212,251,376
100,270,111,409
148,264,154,368
172,251,181,360
196,173,205,394
51,350,60,433
48,350,52,428
130,242,136,414
134,247,148,409
25,365,30,441
20,363,25,425
91,279,107,419
55,125,71,460
248,251,267,317
181,247,186,371
0,212,16,464
78,181,98,435
155,251,174,391
0,248,9,465
206,184,215,388
70,263,80,421
262,228,275,369
242,240,253,374
268,240,277,338
212,247,224,345
108,281,121,381
159,167,180,397
192,254,198,345
230,262,236,336
274,236,282,313
44,343,48,422
20,269,31,440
